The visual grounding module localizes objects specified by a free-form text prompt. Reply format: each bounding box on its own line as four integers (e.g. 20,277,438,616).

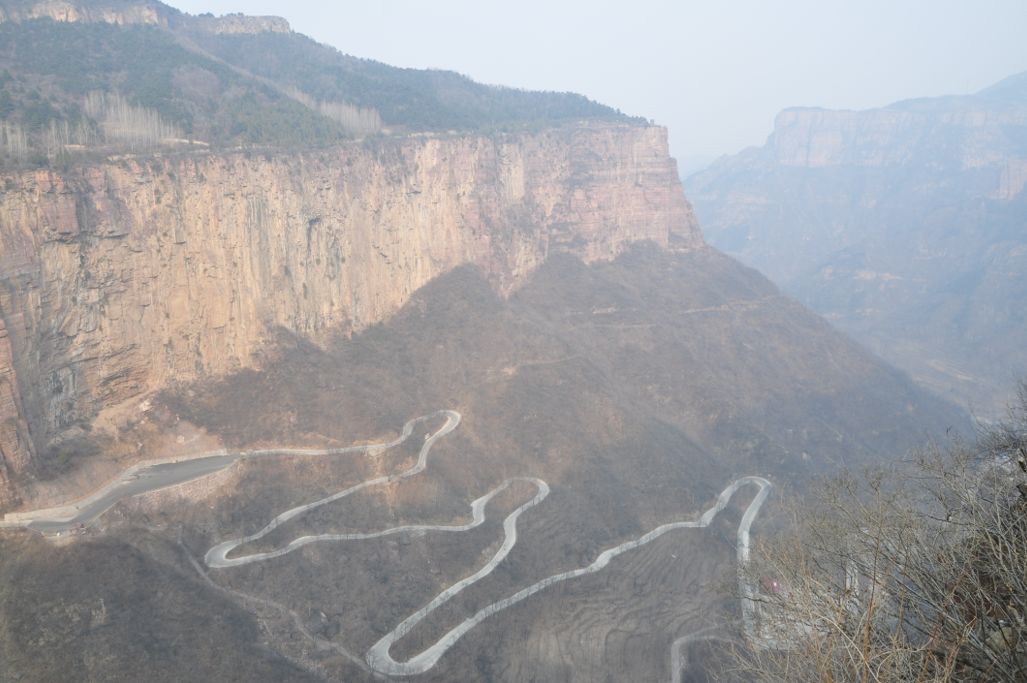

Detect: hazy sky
168,1,1027,172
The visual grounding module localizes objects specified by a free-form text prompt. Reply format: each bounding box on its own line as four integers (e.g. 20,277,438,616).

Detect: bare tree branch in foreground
728,383,1027,683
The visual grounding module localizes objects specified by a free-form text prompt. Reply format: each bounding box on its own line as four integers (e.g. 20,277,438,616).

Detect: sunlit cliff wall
0,123,701,501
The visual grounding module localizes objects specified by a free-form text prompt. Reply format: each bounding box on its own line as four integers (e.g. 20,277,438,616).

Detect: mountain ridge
0,0,639,163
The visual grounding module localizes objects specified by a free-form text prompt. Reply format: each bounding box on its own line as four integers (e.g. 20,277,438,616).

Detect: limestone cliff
770,106,1027,169
0,1,287,33
0,318,29,508
0,0,169,26
0,123,700,501
191,12,290,35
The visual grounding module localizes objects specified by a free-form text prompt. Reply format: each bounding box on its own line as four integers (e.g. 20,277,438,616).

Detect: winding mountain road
4,408,774,677
366,475,771,676
205,410,461,567
0,411,457,534
13,455,240,534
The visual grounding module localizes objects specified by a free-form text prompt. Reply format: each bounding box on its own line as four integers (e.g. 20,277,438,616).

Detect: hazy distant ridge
688,70,1027,415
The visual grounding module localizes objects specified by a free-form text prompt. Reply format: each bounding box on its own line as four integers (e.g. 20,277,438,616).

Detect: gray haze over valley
0,2,1024,682
169,0,1027,169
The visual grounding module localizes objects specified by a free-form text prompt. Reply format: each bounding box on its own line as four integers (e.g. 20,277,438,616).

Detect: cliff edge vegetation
0,0,638,165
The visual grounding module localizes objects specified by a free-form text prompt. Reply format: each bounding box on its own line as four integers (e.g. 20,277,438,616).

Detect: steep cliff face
688,72,1027,415
0,123,699,499
191,12,290,34
770,105,1027,170
0,0,288,32
0,318,29,508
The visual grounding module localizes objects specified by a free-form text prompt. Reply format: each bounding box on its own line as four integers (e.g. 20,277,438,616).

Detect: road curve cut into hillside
197,410,772,676
1,411,458,534
5,409,774,677
365,475,772,676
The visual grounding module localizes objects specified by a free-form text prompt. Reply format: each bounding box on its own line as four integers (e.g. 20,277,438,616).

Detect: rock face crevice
0,123,701,502
0,317,29,508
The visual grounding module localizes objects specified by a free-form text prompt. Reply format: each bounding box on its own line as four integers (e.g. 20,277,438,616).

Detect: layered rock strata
0,123,700,503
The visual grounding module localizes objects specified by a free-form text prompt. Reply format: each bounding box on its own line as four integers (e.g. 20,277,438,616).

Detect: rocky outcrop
0,0,169,26
191,12,290,34
0,123,700,502
0,2,288,33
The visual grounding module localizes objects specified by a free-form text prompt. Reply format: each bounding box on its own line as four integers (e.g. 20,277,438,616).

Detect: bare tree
0,120,31,161
316,100,382,136
731,384,1027,683
283,86,382,137
83,91,182,149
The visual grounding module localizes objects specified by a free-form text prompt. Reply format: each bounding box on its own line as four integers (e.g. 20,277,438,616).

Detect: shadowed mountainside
0,532,322,683
0,245,967,682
